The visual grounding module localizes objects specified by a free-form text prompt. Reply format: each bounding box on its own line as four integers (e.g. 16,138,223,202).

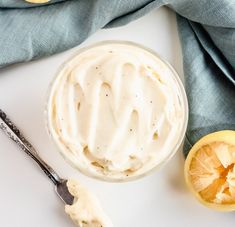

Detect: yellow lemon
25,0,50,3
184,130,235,211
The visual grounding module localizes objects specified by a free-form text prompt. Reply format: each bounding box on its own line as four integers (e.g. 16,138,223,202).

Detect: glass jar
45,40,188,182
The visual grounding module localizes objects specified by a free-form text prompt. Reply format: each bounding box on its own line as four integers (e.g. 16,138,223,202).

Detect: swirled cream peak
47,42,185,180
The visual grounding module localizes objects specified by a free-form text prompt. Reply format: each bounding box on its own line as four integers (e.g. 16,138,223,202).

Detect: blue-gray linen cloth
1,0,235,156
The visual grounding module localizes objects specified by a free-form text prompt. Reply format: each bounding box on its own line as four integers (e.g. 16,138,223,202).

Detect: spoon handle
0,109,62,185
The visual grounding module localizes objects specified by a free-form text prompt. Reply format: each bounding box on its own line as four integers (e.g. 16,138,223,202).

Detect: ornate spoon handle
0,109,62,185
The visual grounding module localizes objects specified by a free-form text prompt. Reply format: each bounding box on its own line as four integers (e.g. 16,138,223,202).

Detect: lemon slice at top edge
25,0,50,3
184,130,235,211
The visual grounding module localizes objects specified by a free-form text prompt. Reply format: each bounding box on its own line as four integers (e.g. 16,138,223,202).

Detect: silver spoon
0,109,74,205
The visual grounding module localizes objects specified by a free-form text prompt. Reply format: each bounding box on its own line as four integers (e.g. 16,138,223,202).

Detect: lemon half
25,0,50,3
185,130,235,211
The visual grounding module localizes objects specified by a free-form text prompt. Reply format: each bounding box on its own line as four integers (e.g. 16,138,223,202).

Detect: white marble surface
0,6,234,227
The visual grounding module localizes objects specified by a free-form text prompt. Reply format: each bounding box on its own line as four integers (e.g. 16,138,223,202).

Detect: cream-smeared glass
46,41,188,182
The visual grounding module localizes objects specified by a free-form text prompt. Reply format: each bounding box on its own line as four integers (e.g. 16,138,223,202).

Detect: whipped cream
65,179,113,227
47,42,186,180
